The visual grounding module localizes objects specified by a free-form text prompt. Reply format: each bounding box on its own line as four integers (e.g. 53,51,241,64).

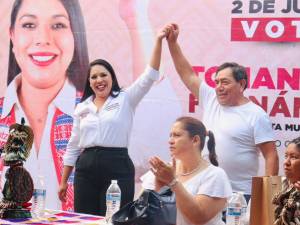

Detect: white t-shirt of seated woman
141,164,232,225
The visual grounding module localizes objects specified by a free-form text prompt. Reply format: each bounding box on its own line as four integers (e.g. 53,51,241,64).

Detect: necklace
179,164,201,176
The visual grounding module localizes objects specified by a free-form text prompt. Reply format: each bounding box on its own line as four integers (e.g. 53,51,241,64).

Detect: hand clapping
149,156,176,186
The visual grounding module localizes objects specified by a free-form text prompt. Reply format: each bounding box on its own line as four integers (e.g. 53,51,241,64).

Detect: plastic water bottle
226,192,242,225
105,180,121,223
31,175,46,218
243,198,251,225
238,192,248,225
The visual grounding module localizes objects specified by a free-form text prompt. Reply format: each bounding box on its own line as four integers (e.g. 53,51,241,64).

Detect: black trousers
74,146,135,216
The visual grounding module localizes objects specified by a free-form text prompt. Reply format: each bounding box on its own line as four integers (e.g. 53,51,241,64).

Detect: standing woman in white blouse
58,28,168,216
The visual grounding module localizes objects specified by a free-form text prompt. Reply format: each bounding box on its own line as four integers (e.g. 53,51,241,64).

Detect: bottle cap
112,180,117,184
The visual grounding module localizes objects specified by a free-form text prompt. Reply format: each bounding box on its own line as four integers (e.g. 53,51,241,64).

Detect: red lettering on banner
277,68,300,90
231,18,300,42
270,91,291,117
294,97,300,118
189,94,198,113
192,66,205,76
205,67,218,88
188,65,300,118
252,68,276,89
189,66,300,91
249,93,300,118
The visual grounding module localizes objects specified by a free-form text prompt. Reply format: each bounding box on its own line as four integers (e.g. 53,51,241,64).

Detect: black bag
112,186,176,225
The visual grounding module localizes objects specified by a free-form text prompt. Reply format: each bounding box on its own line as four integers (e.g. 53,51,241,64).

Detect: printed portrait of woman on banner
0,0,89,211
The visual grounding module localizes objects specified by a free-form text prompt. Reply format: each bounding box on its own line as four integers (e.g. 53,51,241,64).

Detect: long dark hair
176,116,218,166
80,59,122,102
8,0,89,92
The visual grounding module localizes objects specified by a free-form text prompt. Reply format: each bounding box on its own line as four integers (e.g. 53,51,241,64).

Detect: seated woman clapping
141,117,232,225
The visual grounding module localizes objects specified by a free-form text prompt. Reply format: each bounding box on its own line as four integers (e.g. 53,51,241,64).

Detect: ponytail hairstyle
176,117,218,166
207,130,218,166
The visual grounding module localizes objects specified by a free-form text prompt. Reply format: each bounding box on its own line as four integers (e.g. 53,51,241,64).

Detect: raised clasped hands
157,23,179,42
163,23,179,43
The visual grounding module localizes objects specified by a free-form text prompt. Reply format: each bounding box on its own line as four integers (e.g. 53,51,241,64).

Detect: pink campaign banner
0,0,299,210
231,17,300,42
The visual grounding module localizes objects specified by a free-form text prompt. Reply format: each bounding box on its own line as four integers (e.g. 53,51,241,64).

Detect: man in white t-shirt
164,23,279,197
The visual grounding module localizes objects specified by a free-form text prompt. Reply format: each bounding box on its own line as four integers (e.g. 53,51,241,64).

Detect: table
0,209,107,225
